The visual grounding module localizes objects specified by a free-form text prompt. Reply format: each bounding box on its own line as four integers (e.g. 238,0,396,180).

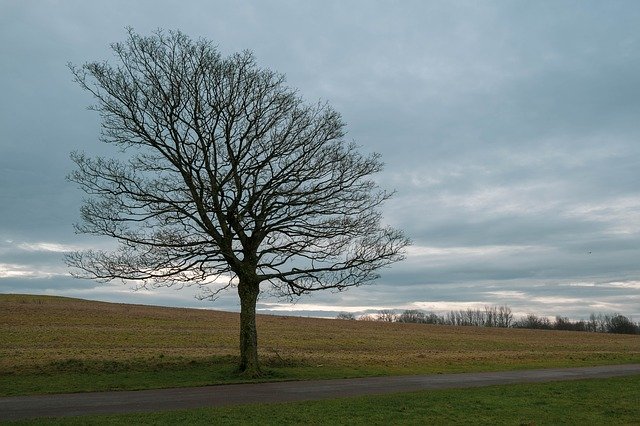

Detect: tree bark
237,278,261,376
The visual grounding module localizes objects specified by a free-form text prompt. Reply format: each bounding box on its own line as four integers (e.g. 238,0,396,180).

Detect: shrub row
335,306,640,335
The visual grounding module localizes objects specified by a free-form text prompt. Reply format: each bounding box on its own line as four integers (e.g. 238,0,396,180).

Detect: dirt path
2,364,639,421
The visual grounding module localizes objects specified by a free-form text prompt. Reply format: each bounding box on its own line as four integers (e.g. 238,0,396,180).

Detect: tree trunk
237,278,261,376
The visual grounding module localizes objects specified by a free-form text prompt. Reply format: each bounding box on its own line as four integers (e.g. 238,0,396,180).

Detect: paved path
2,364,639,421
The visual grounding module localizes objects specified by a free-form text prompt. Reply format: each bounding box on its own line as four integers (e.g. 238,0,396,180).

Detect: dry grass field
1,293,639,395
0,295,640,425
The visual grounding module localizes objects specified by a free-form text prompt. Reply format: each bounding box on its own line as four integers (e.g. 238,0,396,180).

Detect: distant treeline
335,306,640,335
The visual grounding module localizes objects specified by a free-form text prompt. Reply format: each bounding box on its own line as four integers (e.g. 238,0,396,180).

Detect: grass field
10,376,640,425
1,294,639,396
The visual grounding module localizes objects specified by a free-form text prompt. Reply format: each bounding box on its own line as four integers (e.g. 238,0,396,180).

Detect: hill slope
1,294,639,395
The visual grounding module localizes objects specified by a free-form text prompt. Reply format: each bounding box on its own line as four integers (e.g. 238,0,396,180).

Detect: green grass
11,375,640,425
2,294,639,396
1,357,377,396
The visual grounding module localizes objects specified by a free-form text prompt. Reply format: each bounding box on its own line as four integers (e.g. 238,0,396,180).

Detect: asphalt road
2,364,639,421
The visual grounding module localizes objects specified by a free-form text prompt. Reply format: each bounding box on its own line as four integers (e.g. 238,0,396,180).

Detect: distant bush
554,316,587,332
607,314,639,334
513,314,552,330
335,312,356,321
346,304,638,335
584,313,639,335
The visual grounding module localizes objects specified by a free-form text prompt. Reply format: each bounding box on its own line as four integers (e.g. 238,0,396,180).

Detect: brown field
2,293,639,378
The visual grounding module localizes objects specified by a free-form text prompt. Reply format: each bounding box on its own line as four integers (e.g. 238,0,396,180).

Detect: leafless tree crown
67,29,409,299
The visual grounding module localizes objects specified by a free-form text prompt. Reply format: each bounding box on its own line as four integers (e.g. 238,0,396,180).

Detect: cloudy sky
1,1,639,320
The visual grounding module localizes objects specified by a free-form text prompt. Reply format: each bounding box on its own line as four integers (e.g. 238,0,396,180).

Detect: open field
1,294,639,396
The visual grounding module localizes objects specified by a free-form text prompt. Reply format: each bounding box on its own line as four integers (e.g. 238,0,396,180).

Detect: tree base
235,365,263,379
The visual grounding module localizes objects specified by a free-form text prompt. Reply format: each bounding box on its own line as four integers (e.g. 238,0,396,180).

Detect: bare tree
66,29,409,376
376,310,397,322
397,309,427,323
496,305,513,328
358,314,376,321
484,305,512,328
335,312,356,321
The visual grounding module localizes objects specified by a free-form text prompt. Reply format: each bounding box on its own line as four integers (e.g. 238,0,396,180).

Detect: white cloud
564,197,640,235
606,281,640,290
406,244,547,258
258,302,392,314
0,263,67,279
564,282,597,287
411,300,493,312
562,281,640,290
529,296,586,305
17,242,80,253
483,290,529,299
587,301,630,311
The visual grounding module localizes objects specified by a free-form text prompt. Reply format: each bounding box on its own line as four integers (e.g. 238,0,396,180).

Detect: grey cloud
1,1,639,320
